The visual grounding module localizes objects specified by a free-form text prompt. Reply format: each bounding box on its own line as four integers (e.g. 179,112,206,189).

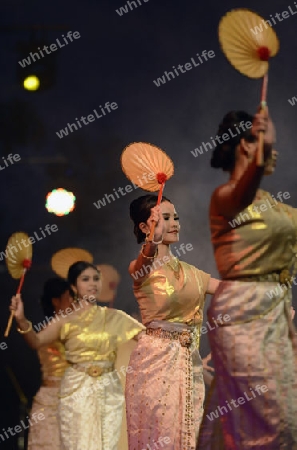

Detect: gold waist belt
228,269,291,284
146,327,193,347
71,363,114,378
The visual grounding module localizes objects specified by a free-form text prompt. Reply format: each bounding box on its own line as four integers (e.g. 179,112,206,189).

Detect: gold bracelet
152,237,163,245
145,234,163,245
140,244,158,259
17,320,32,334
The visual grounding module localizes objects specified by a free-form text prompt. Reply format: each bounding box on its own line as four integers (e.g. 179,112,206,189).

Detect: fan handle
148,182,166,241
256,73,268,166
4,269,27,338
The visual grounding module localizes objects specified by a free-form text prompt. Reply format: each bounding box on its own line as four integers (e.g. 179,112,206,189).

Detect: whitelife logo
56,101,118,139
0,153,21,171
250,3,297,36
0,413,45,443
0,224,58,261
206,385,268,421
93,171,155,209
228,191,291,228
116,0,149,16
131,243,194,281
153,49,215,87
288,95,297,106
18,31,81,68
191,120,252,157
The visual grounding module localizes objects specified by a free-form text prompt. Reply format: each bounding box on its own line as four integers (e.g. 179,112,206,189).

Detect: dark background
1,0,296,447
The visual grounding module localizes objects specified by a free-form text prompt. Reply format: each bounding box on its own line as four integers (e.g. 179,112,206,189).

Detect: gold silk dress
58,304,144,450
28,340,68,450
125,259,210,450
197,190,297,450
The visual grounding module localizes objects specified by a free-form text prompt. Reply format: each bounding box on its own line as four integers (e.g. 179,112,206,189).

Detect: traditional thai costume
126,259,210,450
58,304,144,450
198,189,297,449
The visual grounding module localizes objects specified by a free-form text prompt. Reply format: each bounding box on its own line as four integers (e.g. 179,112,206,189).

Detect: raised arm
129,205,165,284
9,295,62,350
213,111,275,219
213,160,265,218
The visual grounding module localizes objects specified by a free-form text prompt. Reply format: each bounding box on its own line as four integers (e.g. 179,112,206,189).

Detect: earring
73,293,78,303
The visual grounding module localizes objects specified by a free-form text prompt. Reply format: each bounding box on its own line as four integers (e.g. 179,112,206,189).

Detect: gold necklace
166,257,181,280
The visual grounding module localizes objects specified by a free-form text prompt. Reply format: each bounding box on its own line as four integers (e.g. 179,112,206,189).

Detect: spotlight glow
23,75,40,91
46,189,76,216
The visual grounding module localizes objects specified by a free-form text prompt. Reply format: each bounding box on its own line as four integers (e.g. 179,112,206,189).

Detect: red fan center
257,46,271,61
23,259,32,269
156,172,168,184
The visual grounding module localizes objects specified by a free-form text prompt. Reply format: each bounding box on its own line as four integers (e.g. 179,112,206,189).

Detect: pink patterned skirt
126,320,205,450
28,380,61,450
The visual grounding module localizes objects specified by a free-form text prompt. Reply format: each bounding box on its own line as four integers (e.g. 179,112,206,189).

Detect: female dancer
10,261,145,450
197,110,297,449
27,277,73,450
125,194,220,450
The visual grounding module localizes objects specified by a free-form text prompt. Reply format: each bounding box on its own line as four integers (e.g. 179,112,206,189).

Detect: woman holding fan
125,194,220,449
197,109,297,449
10,261,144,450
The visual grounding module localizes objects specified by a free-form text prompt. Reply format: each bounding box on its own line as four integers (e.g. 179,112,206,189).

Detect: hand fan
121,142,174,240
51,247,94,279
4,232,32,337
219,8,279,165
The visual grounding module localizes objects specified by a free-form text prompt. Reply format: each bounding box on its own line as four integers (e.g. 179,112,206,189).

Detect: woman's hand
9,295,25,322
252,109,276,149
147,205,166,242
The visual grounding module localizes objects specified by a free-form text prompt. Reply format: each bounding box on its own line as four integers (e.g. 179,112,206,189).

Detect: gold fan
51,248,94,279
219,8,280,165
96,264,121,306
4,232,33,337
121,142,174,240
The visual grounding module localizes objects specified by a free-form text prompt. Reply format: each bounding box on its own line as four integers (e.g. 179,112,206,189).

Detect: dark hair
40,277,70,318
210,111,256,171
67,261,100,286
130,194,172,244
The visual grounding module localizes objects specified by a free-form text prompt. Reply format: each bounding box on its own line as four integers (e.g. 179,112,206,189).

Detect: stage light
45,188,76,216
17,38,57,91
23,75,40,91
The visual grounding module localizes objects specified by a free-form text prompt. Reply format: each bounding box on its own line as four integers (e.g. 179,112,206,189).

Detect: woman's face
160,201,180,244
73,267,102,301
